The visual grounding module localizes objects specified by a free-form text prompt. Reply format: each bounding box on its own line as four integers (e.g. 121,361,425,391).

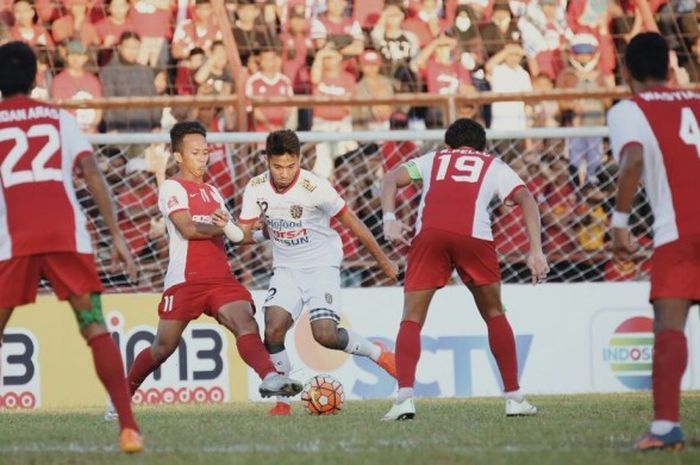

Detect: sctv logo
292,312,533,398
107,312,230,405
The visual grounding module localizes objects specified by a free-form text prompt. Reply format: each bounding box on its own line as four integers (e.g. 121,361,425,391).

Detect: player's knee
151,339,178,362
312,327,338,349
264,323,288,345
74,294,106,330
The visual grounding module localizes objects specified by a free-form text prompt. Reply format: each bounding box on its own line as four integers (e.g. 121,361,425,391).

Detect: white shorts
263,267,341,323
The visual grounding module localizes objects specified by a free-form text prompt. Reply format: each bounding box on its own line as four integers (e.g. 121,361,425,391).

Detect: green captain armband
403,161,422,182
75,294,106,329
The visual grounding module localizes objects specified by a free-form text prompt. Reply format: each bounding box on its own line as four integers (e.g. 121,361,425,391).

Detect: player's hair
444,118,486,151
266,129,301,157
624,32,668,82
170,121,207,154
0,41,37,98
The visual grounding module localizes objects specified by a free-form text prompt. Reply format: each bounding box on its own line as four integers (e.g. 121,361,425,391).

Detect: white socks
270,350,291,405
651,420,679,436
396,387,414,403
504,389,524,403
343,329,381,361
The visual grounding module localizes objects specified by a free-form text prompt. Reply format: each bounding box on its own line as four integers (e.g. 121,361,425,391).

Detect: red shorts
0,253,103,308
404,229,500,292
650,234,700,302
158,278,255,321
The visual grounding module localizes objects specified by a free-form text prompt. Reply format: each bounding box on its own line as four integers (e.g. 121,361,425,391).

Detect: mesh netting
59,130,652,294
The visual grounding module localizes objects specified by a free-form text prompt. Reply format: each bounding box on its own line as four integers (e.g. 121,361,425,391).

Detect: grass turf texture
1,393,699,465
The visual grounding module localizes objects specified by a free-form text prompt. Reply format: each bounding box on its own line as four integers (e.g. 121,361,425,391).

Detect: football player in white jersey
238,130,399,416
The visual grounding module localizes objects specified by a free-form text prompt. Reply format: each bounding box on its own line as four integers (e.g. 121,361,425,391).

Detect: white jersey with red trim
0,96,93,260
403,147,525,241
607,87,700,247
239,169,346,269
158,177,233,290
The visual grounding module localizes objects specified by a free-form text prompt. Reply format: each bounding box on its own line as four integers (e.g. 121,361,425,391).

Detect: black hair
170,121,207,154
189,47,205,58
625,32,669,83
119,30,141,45
444,117,486,151
266,129,301,157
0,41,37,98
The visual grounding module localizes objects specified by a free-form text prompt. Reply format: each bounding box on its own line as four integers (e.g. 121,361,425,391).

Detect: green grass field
1,393,698,465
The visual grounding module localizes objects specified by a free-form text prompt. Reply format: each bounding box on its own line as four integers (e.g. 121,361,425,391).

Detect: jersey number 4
0,125,62,188
435,153,484,183
679,107,700,158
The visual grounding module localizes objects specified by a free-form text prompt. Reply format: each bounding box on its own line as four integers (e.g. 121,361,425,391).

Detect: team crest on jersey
301,178,317,192
167,196,179,209
251,175,267,187
325,293,333,305
290,205,304,219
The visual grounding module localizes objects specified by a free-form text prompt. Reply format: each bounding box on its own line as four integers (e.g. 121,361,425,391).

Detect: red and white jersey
158,177,232,290
245,72,294,128
403,147,526,240
0,96,93,260
607,86,700,247
239,169,346,269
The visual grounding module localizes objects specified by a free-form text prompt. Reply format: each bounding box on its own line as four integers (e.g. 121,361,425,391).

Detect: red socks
236,333,276,380
396,320,421,389
127,347,161,396
653,329,688,422
88,333,139,432
487,314,520,393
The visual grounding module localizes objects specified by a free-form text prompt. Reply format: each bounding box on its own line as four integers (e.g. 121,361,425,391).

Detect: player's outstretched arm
611,144,644,261
510,187,549,284
79,154,138,281
170,209,228,240
380,166,413,246
336,208,399,282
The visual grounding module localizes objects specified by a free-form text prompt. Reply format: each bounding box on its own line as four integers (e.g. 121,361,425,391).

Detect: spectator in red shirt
413,32,473,95
404,0,447,47
50,40,103,133
245,47,294,132
310,0,364,56
542,157,578,280
281,4,314,94
117,156,165,260
51,0,101,48
310,44,358,178
128,0,175,67
10,0,54,50
171,0,222,60
95,0,134,49
567,0,616,77
353,49,397,131
175,46,205,95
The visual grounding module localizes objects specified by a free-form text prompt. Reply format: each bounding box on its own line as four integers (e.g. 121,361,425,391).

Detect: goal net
67,128,652,294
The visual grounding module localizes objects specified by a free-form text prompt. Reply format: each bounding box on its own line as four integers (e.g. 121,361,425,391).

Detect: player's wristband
611,211,630,229
223,222,244,243
252,229,266,243
383,212,396,222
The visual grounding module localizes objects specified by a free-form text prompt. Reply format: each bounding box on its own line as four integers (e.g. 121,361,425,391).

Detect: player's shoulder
246,171,269,190
298,169,329,193
607,98,641,121
161,177,188,194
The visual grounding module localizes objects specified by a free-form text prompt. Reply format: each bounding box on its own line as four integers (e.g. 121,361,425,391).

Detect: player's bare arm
612,144,644,261
380,165,414,246
169,208,228,239
510,187,549,284
336,207,399,282
80,154,138,281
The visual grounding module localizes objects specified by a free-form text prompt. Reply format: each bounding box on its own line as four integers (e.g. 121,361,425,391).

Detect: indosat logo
602,316,653,389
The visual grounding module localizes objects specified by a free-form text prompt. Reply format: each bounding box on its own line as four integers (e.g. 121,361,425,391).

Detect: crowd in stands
5,0,689,288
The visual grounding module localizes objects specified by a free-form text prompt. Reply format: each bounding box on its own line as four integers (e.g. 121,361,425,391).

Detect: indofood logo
602,316,653,389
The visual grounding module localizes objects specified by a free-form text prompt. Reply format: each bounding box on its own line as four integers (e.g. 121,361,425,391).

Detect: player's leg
67,293,143,452
635,298,691,451
381,289,435,421
127,318,189,395
468,283,537,416
211,283,302,400
263,305,295,415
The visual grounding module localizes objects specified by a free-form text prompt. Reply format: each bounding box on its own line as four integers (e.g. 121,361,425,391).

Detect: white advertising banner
247,282,700,400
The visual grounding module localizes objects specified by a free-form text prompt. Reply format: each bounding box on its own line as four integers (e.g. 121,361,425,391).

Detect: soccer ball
301,374,345,415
